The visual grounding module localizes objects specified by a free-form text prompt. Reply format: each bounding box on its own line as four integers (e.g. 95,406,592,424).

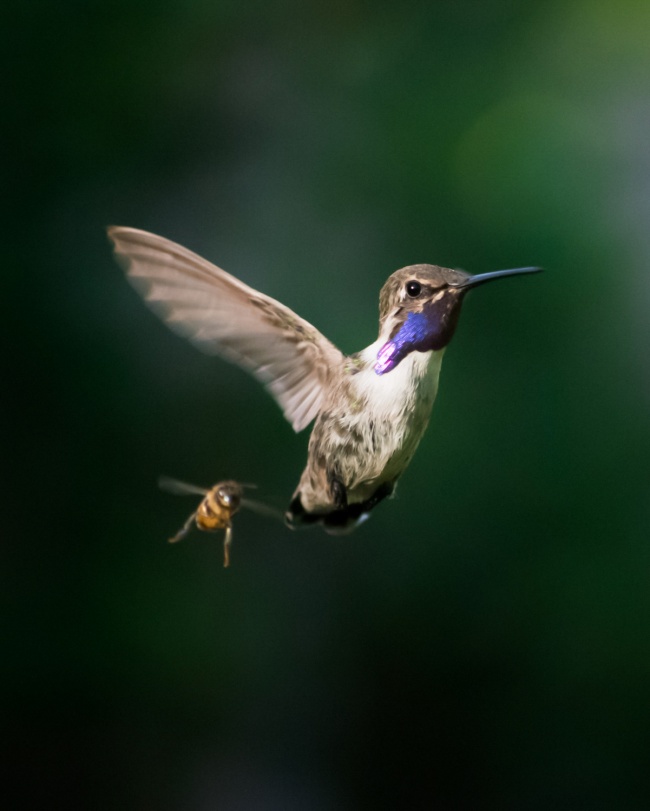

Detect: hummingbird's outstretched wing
109,227,345,432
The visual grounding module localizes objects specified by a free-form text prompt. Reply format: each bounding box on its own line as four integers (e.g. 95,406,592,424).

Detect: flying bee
159,476,282,567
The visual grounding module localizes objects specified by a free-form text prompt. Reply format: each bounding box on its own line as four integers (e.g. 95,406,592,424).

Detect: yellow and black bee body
159,477,280,567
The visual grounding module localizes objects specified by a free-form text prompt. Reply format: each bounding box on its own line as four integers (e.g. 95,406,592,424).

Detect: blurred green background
6,1,650,808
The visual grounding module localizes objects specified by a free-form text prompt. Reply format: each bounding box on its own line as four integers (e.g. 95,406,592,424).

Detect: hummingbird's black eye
406,280,421,297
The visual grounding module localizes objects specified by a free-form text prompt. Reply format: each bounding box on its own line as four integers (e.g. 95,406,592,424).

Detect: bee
159,476,281,567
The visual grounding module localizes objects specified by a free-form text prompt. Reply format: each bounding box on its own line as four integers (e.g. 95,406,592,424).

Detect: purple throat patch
374,311,431,375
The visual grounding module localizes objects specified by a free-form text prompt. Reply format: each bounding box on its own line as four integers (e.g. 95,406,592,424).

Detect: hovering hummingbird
109,227,541,534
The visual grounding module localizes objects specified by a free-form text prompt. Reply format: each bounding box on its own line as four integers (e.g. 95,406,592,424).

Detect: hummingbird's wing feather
109,227,344,431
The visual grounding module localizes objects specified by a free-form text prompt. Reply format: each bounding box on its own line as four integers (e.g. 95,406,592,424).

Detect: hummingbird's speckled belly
296,348,443,513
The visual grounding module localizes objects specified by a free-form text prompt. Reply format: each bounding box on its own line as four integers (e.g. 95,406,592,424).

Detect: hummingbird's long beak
455,266,543,290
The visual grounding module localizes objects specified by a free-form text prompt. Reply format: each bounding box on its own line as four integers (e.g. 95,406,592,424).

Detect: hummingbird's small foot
327,472,348,510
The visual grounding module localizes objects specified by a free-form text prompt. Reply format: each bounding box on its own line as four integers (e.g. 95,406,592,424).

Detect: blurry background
5,1,650,808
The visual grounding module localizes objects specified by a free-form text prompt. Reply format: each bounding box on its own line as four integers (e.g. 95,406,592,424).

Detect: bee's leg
223,525,233,568
168,510,197,543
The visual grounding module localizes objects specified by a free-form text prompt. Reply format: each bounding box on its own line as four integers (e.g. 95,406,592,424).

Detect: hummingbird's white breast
349,342,444,486
354,340,443,422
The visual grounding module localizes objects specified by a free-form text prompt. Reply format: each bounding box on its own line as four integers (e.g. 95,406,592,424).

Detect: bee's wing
240,497,286,522
158,476,207,496
109,227,346,432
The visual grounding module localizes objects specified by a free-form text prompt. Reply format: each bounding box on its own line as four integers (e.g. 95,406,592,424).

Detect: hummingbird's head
375,263,541,375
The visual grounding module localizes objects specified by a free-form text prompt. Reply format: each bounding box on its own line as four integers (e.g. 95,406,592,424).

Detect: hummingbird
109,227,541,534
